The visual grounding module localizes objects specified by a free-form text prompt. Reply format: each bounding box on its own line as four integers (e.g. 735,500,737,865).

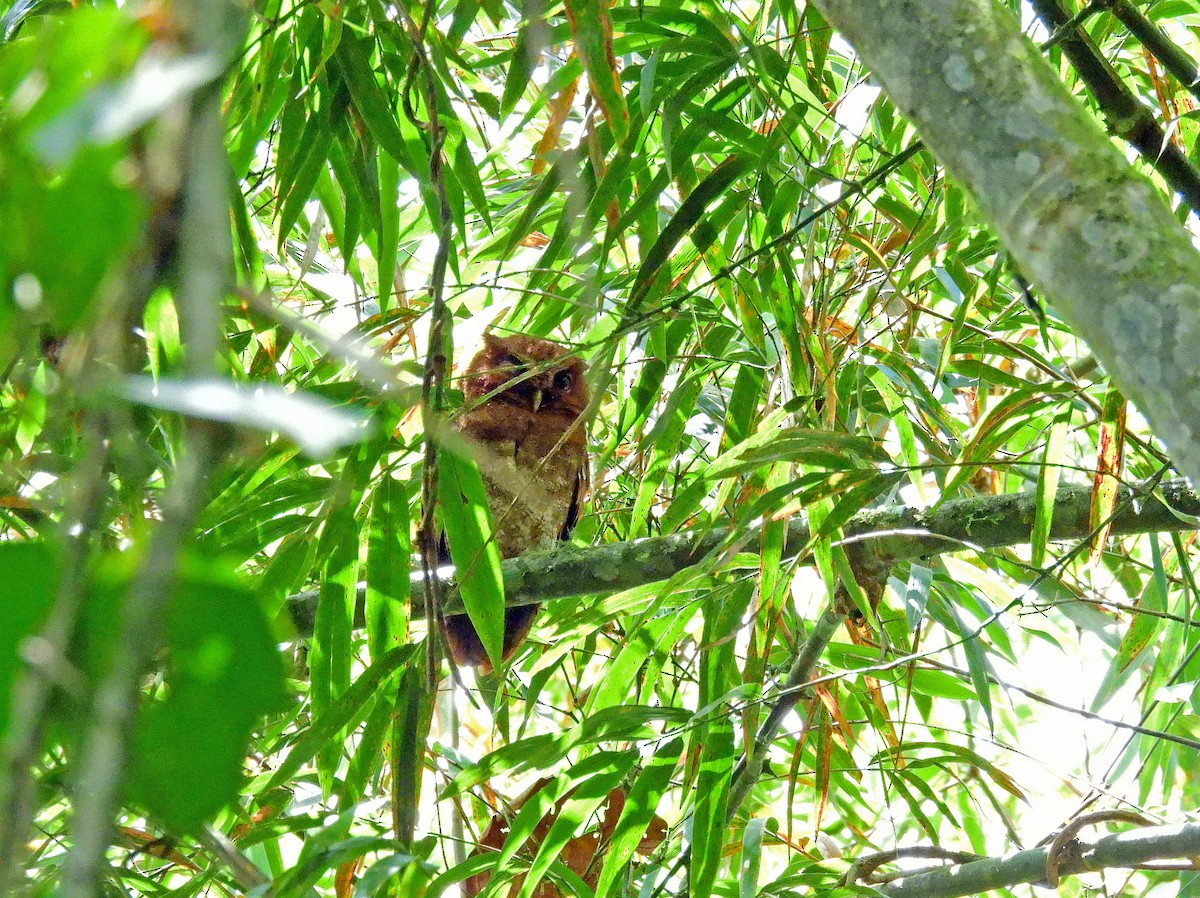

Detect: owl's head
463,333,589,418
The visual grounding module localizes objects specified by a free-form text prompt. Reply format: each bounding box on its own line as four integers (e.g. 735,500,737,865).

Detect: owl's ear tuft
481,331,503,348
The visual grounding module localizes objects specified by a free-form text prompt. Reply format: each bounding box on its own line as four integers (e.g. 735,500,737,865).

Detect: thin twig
923,658,1200,753
400,0,454,847
197,825,270,891
0,419,111,893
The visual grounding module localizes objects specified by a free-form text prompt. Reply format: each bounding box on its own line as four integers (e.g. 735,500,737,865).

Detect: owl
439,333,590,671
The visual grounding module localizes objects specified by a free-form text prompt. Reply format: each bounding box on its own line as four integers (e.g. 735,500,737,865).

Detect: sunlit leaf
563,0,627,142
437,446,505,671
121,376,373,457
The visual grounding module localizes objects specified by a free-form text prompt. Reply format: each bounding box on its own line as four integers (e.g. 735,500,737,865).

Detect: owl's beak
531,389,544,413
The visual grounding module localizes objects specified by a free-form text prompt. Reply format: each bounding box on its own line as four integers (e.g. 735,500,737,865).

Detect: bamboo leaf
562,0,628,142
257,645,416,796
437,447,505,671
630,154,754,310
1089,386,1127,566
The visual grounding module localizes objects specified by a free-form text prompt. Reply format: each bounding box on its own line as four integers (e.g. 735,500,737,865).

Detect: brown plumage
440,333,590,671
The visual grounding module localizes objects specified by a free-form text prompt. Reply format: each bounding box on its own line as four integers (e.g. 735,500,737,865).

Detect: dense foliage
2,0,1200,895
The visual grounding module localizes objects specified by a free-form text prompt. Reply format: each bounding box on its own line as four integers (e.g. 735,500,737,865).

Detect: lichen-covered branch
880,821,1200,898
807,0,1200,486
287,478,1200,632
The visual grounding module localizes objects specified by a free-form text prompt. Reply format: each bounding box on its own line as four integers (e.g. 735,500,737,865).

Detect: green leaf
273,811,397,898
15,147,142,333
907,668,977,702
276,98,334,250
501,14,541,118
391,657,435,843
576,704,692,743
739,816,766,898
513,751,638,898
332,36,422,182
0,542,58,741
629,364,705,535
690,603,737,898
1092,539,1167,710
1031,409,1070,568
365,473,410,662
707,425,889,479
258,644,417,796
900,563,933,632
437,446,505,671
128,555,287,832
593,738,682,898
309,440,381,789
938,597,995,729
562,0,628,142
441,732,576,800
630,154,754,311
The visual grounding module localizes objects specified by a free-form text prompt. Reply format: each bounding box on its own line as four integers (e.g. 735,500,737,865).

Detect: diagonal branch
808,0,1200,487
1097,0,1200,104
1028,0,1200,211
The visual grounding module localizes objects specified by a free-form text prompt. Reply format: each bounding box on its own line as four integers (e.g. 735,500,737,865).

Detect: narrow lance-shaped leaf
376,149,401,316
365,473,409,661
1091,538,1167,711
689,602,737,898
563,0,628,143
1090,385,1127,567
593,738,682,898
1032,408,1070,569
312,490,362,791
259,645,417,795
437,447,505,671
630,154,754,311
513,752,639,898
392,656,434,846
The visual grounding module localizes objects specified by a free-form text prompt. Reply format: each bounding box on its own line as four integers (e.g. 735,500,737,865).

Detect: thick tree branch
879,821,1200,898
1029,0,1200,211
1097,0,1200,104
287,478,1200,633
807,0,1200,487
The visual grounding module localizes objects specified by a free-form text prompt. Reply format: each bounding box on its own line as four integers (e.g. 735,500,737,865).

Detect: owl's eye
553,370,573,391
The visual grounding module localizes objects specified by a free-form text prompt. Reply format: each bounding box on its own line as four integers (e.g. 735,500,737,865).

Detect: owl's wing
558,454,590,541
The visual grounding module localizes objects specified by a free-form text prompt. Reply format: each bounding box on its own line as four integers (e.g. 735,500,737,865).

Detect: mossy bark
812,0,1200,483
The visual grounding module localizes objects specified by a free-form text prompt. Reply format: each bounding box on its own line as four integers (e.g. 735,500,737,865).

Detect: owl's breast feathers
440,405,588,670
453,405,588,559
439,334,590,670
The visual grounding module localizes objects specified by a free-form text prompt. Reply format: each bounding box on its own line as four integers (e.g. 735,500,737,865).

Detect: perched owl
440,333,590,671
